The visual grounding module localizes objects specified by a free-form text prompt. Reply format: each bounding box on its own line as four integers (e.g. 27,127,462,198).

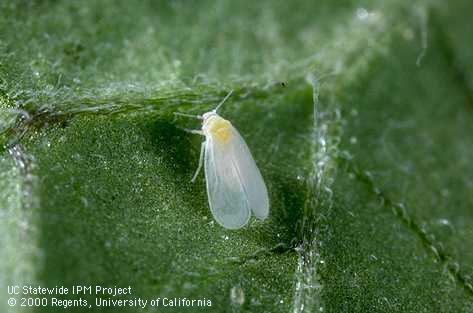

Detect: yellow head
203,113,232,144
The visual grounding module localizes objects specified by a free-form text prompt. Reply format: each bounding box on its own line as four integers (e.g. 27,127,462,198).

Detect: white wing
204,125,269,229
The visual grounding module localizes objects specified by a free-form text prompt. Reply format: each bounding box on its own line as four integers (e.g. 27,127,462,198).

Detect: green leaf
1,1,472,312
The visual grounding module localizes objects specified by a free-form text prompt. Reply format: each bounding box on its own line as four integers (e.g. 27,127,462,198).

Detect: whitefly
174,91,269,229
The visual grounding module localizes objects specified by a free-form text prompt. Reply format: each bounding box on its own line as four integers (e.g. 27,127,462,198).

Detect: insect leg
191,141,206,182
180,128,204,136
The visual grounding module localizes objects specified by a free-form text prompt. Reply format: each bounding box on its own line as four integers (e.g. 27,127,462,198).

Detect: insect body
175,91,269,229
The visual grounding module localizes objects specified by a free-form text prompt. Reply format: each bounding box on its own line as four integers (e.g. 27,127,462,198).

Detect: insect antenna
173,112,203,119
214,90,234,112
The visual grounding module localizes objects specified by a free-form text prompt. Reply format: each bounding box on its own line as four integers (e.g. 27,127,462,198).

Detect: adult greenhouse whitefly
1,1,473,312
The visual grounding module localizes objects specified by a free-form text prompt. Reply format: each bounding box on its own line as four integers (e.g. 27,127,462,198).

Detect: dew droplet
402,28,414,41
230,285,245,306
356,8,369,20
440,189,450,197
